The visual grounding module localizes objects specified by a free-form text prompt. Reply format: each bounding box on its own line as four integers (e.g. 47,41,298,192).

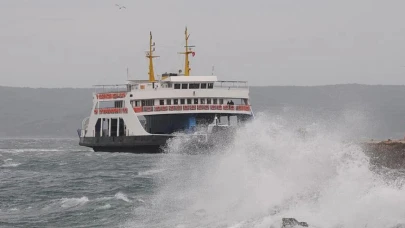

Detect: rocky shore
361,140,405,169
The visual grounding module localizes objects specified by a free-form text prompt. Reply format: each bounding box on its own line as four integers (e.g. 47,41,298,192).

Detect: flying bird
115,4,126,9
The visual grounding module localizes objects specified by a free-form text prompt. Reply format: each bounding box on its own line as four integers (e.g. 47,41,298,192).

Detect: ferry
78,28,254,153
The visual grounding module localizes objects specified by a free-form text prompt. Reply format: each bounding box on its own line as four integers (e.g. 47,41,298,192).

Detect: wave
93,192,133,204
2,158,21,167
60,196,89,208
114,192,132,203
137,169,165,177
124,111,405,228
0,148,64,153
2,162,21,167
97,204,111,210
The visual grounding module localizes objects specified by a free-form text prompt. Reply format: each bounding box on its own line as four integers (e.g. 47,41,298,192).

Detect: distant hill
1,84,404,139
0,87,93,138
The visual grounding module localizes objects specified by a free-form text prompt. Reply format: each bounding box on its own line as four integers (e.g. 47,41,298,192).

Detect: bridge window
189,83,199,89
167,99,172,105
201,83,207,89
180,99,185,104
194,98,198,104
208,83,214,89
174,84,180,89
181,83,188,89
207,98,211,104
187,99,192,104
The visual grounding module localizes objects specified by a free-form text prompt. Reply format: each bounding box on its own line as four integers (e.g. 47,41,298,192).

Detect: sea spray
126,111,405,228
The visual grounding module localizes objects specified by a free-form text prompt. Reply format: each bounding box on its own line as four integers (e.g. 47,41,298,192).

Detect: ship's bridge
126,75,248,91
124,75,249,106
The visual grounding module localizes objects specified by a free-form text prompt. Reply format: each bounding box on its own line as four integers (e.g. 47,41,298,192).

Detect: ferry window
146,100,151,106
174,84,180,89
219,99,224,104
207,98,212,104
181,83,188,89
189,83,199,89
174,99,179,105
200,98,205,104
141,99,154,106
135,101,141,107
213,99,218,104
167,99,172,105
187,99,192,104
180,99,185,104
114,101,123,108
201,83,207,89
159,100,164,105
208,83,214,89
194,98,198,104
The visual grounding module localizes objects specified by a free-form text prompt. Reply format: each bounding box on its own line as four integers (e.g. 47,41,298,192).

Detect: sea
1,113,405,228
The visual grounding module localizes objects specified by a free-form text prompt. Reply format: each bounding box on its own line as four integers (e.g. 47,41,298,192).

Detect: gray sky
1,0,405,87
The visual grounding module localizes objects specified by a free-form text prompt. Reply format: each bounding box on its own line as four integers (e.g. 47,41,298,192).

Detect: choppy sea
1,114,405,228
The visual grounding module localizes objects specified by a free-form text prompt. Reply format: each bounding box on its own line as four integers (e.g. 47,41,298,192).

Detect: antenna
126,67,129,80
211,65,215,75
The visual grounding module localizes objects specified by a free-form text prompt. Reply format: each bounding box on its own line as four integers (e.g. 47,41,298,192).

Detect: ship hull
79,135,173,153
79,134,217,153
79,126,235,154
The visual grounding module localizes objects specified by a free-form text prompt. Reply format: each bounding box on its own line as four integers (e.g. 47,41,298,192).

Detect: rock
281,218,309,227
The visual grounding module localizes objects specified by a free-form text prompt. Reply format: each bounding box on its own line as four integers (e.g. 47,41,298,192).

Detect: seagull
115,4,126,9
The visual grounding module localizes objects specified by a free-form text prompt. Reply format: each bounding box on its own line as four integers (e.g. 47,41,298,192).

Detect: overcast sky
1,0,405,87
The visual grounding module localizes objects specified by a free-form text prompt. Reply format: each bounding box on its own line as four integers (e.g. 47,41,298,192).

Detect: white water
115,192,132,203
60,196,89,208
127,112,405,228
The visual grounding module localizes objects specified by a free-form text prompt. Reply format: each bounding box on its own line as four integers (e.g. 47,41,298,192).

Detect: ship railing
93,107,128,115
214,81,248,88
92,84,129,93
140,104,251,112
125,81,248,91
93,105,251,115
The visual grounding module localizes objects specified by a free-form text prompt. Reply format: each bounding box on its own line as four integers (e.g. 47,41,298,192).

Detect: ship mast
178,27,195,76
146,31,159,82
